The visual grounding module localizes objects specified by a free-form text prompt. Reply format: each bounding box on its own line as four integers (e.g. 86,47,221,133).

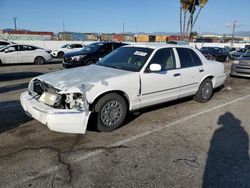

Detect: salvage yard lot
0,61,250,187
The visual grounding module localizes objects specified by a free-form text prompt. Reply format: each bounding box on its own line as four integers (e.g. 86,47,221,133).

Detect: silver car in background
230,49,250,78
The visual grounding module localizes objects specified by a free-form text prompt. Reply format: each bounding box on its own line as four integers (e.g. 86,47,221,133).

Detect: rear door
176,48,204,98
19,45,37,63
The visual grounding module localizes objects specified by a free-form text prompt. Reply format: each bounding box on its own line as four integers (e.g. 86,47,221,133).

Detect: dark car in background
231,48,247,59
63,42,128,68
200,47,231,62
230,49,250,78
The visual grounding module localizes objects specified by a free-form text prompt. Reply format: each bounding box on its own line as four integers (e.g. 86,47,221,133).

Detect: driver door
2,45,20,64
140,48,181,108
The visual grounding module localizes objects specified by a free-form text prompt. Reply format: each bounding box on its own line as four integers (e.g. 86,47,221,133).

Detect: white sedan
20,44,226,134
51,43,85,58
0,44,52,65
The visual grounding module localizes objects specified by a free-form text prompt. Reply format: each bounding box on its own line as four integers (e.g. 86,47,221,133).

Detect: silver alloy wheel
201,82,212,100
100,100,123,127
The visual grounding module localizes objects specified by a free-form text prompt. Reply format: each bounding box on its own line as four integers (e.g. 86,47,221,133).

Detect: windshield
81,43,102,53
242,49,250,57
96,47,153,72
61,44,68,48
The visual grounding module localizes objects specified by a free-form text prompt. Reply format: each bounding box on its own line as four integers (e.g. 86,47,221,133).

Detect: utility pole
63,21,65,32
122,22,125,36
231,20,237,47
13,17,17,30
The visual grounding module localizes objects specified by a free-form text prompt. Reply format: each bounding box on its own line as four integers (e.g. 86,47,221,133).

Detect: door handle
199,69,204,73
174,73,181,77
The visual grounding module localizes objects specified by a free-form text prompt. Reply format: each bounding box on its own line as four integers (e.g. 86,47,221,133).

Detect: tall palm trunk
183,11,187,40
180,6,183,39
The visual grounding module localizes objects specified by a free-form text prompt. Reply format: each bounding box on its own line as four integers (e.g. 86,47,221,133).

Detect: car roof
123,43,193,50
91,41,127,45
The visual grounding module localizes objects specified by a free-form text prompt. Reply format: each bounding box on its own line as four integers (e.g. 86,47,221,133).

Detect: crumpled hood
34,65,133,92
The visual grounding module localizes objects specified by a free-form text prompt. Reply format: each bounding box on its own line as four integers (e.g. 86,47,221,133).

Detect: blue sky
0,0,250,34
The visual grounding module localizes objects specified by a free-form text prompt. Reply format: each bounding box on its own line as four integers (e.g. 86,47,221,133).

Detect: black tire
0,59,2,65
94,93,128,132
57,51,64,59
34,56,45,65
86,59,96,65
194,78,213,103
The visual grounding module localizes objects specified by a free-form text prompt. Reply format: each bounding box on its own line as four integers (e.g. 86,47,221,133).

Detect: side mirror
149,64,161,72
4,49,11,53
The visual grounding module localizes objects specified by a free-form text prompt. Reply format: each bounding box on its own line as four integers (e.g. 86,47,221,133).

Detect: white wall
10,40,250,50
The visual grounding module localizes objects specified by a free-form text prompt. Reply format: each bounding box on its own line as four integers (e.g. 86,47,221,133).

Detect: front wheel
86,59,96,65
34,56,45,65
194,78,213,103
57,51,64,59
95,93,128,132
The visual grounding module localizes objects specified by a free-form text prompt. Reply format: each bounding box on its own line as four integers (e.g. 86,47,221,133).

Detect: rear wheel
194,78,213,103
57,51,64,58
95,93,128,132
0,59,2,65
34,56,45,65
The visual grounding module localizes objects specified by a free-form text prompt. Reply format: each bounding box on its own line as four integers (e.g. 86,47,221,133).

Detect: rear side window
177,48,202,68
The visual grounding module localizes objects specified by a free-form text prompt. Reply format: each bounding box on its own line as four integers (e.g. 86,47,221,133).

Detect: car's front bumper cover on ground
20,92,91,134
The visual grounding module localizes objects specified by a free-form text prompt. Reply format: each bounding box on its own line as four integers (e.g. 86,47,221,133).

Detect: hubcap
201,82,212,100
100,100,122,127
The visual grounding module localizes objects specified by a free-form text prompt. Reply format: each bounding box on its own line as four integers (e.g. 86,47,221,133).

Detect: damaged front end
20,78,91,134
29,79,88,112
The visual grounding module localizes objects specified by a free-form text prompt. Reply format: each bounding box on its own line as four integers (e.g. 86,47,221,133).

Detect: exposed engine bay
30,79,85,110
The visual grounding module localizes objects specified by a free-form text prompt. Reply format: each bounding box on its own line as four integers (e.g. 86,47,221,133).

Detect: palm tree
190,0,208,33
179,0,208,41
180,0,190,40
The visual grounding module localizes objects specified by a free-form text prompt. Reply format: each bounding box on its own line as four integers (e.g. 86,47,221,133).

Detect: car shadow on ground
0,100,32,134
0,82,28,94
202,112,250,187
0,72,43,82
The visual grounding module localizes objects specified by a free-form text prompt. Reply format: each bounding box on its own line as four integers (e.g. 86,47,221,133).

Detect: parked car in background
20,44,226,134
0,40,15,49
51,43,85,58
200,47,231,62
63,41,128,68
230,49,250,77
0,44,52,65
231,48,247,59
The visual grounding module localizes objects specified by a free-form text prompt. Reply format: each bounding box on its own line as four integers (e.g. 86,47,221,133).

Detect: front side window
97,47,153,72
148,48,176,71
74,44,83,48
20,45,36,51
